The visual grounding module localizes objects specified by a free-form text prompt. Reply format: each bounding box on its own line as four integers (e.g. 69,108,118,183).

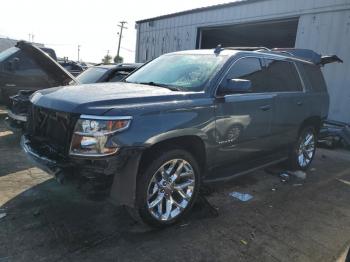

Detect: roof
164,48,322,65
136,0,264,24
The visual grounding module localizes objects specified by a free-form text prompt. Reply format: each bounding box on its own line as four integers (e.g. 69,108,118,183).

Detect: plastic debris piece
229,192,253,202
337,179,350,186
280,173,290,183
240,239,248,245
288,170,307,180
0,213,7,220
33,210,41,217
293,183,303,187
271,188,277,192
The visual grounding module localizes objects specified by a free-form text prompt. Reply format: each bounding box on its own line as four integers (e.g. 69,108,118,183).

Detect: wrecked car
0,42,62,106
3,41,142,129
21,47,341,227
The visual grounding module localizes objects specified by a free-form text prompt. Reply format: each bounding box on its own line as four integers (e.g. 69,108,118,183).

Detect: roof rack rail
213,45,270,54
224,46,271,51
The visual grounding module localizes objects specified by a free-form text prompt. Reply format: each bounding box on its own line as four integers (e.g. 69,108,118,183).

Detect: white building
135,0,350,123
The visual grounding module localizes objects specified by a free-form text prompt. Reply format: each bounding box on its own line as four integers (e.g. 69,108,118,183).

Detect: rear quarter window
299,63,327,92
263,59,303,92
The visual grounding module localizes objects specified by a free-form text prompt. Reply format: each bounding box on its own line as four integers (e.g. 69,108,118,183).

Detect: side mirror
219,78,252,95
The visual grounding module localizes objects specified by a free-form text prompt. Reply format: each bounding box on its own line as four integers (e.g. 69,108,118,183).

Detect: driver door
214,57,276,165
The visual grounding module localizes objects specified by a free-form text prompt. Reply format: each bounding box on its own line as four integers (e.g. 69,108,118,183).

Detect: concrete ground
1,107,350,262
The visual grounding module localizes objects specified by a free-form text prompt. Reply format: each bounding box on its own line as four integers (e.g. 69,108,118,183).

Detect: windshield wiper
137,81,182,91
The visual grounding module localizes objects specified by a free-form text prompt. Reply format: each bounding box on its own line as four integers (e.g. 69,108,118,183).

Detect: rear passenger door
214,57,276,165
262,59,306,148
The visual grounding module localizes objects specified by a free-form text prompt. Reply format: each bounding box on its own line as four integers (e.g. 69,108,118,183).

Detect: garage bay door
198,18,299,49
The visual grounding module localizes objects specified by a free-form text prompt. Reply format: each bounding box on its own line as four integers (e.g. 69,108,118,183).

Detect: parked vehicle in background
8,63,142,129
0,41,74,106
22,47,341,227
58,59,86,76
76,63,143,84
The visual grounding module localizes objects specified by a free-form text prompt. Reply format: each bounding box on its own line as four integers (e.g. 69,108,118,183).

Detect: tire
288,126,317,171
133,149,200,228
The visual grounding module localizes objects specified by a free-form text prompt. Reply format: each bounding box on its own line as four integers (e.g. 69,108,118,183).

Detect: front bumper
5,110,27,132
21,135,145,207
21,135,63,176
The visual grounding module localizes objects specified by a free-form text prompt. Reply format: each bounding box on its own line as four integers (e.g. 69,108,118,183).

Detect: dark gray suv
21,47,341,227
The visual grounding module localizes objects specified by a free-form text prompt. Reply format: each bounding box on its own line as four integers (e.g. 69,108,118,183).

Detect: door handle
297,101,303,106
260,105,271,111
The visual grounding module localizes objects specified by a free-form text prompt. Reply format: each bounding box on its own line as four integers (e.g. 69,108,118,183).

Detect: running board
203,157,288,184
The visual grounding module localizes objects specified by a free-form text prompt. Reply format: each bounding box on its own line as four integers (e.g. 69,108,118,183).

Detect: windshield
0,47,19,63
125,54,227,92
75,67,108,84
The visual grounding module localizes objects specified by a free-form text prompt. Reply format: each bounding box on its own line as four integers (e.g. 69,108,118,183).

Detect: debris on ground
280,173,290,183
271,188,277,192
293,183,303,187
33,209,41,217
250,232,256,240
229,192,253,202
240,239,248,245
310,168,316,172
318,120,350,149
337,179,350,187
288,170,307,180
0,213,7,220
180,223,189,227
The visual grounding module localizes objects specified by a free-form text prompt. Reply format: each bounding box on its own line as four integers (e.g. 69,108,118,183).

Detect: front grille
28,105,77,156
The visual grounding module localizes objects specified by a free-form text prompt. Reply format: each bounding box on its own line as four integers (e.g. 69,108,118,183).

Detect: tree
102,54,112,64
114,55,123,64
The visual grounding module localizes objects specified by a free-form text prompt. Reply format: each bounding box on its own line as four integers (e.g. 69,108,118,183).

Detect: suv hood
31,82,194,115
16,41,78,85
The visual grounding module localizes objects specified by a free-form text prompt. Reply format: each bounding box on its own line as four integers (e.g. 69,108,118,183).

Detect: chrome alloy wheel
297,131,315,167
147,159,195,221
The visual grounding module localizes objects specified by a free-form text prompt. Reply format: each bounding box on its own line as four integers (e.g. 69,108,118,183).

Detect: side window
224,57,267,93
300,63,327,92
264,59,303,92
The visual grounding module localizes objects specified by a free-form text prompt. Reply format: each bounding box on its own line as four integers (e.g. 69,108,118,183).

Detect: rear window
263,59,303,92
300,63,327,92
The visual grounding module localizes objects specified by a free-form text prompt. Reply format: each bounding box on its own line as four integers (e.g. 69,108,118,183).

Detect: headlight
69,115,132,157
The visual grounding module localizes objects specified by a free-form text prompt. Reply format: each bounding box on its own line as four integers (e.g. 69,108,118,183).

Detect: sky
0,0,231,63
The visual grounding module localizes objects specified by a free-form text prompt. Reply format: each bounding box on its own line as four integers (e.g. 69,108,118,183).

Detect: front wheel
134,149,200,227
289,126,317,170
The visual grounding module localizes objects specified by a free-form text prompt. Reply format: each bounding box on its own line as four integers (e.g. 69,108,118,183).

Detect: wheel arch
299,116,322,135
139,135,207,176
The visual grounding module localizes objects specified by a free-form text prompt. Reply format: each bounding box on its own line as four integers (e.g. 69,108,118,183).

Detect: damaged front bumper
21,135,145,207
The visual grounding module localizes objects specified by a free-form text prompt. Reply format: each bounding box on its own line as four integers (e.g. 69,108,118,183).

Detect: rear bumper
21,134,145,207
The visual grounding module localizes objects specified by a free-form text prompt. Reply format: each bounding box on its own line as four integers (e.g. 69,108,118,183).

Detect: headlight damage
70,115,132,156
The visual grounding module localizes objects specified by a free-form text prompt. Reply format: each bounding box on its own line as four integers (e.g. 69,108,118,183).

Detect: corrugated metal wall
136,0,350,122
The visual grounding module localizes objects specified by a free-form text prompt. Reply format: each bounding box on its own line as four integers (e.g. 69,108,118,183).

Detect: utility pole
28,33,34,42
116,21,127,61
77,45,81,62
